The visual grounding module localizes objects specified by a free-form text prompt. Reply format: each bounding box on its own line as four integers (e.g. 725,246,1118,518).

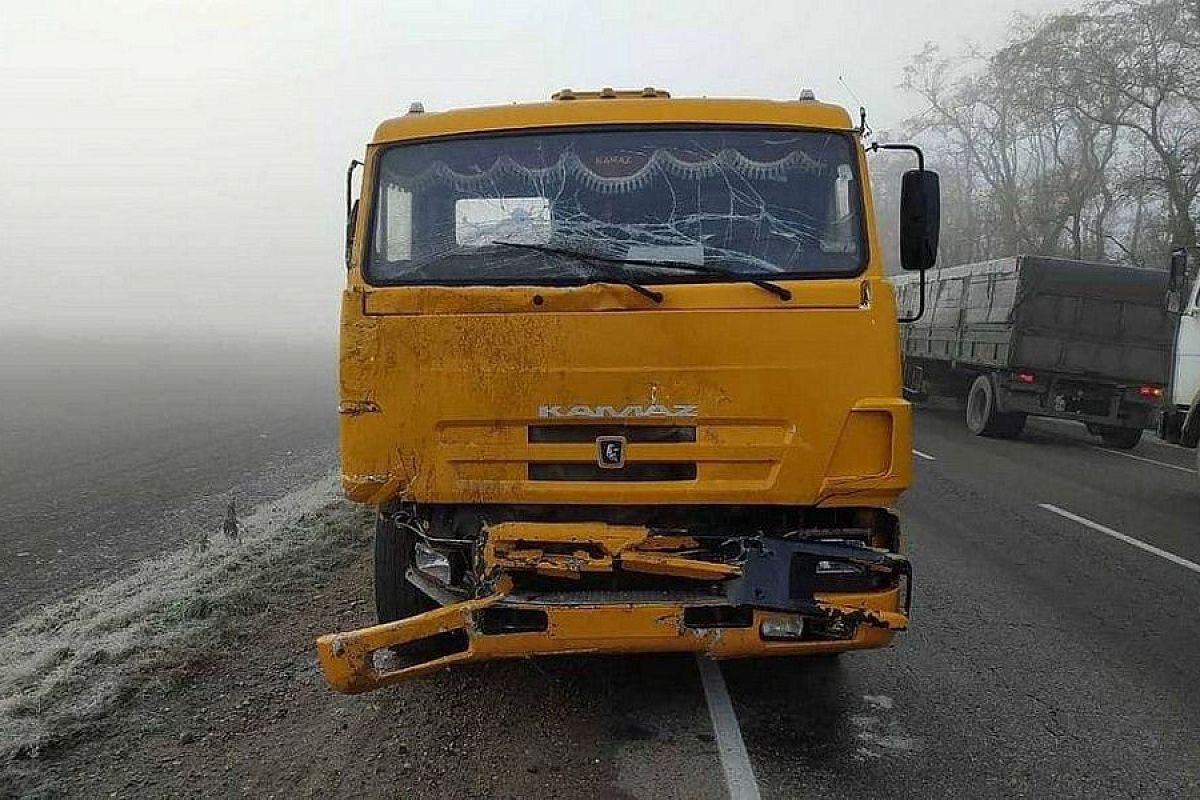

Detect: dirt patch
0,475,365,794
1,477,716,799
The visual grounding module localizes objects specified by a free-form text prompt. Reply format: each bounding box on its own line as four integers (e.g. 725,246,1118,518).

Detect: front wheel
1099,426,1143,450
374,511,437,624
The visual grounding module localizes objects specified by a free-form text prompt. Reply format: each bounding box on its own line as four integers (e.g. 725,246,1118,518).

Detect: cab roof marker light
552,87,671,101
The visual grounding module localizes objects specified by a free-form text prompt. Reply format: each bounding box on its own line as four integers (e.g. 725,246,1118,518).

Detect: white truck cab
1160,249,1200,462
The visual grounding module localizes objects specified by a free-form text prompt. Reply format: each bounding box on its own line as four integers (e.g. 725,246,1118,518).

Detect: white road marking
1092,446,1197,475
696,656,761,800
1039,503,1200,576
912,449,937,461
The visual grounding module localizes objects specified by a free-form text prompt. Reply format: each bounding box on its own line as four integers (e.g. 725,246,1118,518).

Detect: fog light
414,541,452,584
760,616,805,641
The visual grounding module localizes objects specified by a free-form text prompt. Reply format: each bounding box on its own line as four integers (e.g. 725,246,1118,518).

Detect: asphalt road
10,402,1200,798
714,407,1200,799
295,404,1200,799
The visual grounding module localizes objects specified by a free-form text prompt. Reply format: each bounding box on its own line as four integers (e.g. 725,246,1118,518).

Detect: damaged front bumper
316,524,911,694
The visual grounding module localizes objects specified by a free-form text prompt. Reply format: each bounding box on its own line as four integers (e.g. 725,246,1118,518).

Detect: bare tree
898,0,1200,268
1020,1,1200,250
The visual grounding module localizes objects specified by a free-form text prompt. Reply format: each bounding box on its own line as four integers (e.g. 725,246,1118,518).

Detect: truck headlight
414,541,452,585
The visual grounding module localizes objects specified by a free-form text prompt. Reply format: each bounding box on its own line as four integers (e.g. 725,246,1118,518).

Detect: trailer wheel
965,375,1025,438
1098,426,1143,450
375,511,437,624
995,412,1027,438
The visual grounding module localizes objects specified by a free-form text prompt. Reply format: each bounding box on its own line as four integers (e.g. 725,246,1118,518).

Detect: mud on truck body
318,88,940,693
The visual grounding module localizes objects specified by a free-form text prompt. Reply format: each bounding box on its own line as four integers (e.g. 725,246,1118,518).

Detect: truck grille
439,418,784,490
528,463,697,482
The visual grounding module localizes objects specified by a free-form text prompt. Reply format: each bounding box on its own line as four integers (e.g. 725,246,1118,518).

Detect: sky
0,0,1076,342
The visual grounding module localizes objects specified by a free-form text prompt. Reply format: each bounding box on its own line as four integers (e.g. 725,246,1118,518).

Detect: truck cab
318,89,935,693
1161,249,1200,462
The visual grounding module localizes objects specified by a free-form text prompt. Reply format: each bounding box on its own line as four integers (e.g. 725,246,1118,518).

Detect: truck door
1172,277,1200,408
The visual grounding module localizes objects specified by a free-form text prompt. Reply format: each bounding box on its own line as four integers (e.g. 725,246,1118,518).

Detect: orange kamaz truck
318,88,940,693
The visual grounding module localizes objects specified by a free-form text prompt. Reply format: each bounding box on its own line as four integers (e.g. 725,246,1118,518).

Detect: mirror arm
874,143,934,323
346,159,363,218
898,265,927,324
869,142,925,171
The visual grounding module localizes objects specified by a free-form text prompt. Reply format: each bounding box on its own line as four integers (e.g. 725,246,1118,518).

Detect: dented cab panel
339,283,910,508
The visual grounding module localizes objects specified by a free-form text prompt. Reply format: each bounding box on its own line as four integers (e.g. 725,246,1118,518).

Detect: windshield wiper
494,241,791,301
616,256,793,301
492,241,663,303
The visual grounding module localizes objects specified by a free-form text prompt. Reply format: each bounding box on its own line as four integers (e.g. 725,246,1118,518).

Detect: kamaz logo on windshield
538,404,699,419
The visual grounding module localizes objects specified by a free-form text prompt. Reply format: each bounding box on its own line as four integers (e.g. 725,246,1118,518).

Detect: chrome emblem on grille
596,436,626,469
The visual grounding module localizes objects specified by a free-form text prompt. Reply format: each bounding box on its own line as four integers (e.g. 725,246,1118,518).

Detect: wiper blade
497,242,791,301
492,241,663,303
617,257,793,301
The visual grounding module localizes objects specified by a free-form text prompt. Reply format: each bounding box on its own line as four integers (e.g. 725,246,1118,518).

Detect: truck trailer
316,88,941,693
893,256,1171,448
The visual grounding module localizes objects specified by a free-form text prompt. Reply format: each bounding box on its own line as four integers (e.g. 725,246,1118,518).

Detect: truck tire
374,511,437,624
1099,426,1143,450
965,375,1025,439
995,412,1027,438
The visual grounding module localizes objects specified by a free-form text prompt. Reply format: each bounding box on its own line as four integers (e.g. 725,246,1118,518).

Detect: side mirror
1168,248,1189,314
345,198,359,268
1170,249,1187,291
900,169,940,272
345,159,364,269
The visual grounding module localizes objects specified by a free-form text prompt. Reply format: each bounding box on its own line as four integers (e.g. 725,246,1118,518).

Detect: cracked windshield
368,128,863,284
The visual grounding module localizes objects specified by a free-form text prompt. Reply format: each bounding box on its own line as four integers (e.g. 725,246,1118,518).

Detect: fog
0,0,1071,341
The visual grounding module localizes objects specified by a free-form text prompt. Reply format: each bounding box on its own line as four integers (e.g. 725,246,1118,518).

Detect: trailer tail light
1138,385,1163,398
1016,371,1036,384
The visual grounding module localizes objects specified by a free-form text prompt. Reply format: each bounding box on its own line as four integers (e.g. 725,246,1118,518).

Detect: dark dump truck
892,255,1171,448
